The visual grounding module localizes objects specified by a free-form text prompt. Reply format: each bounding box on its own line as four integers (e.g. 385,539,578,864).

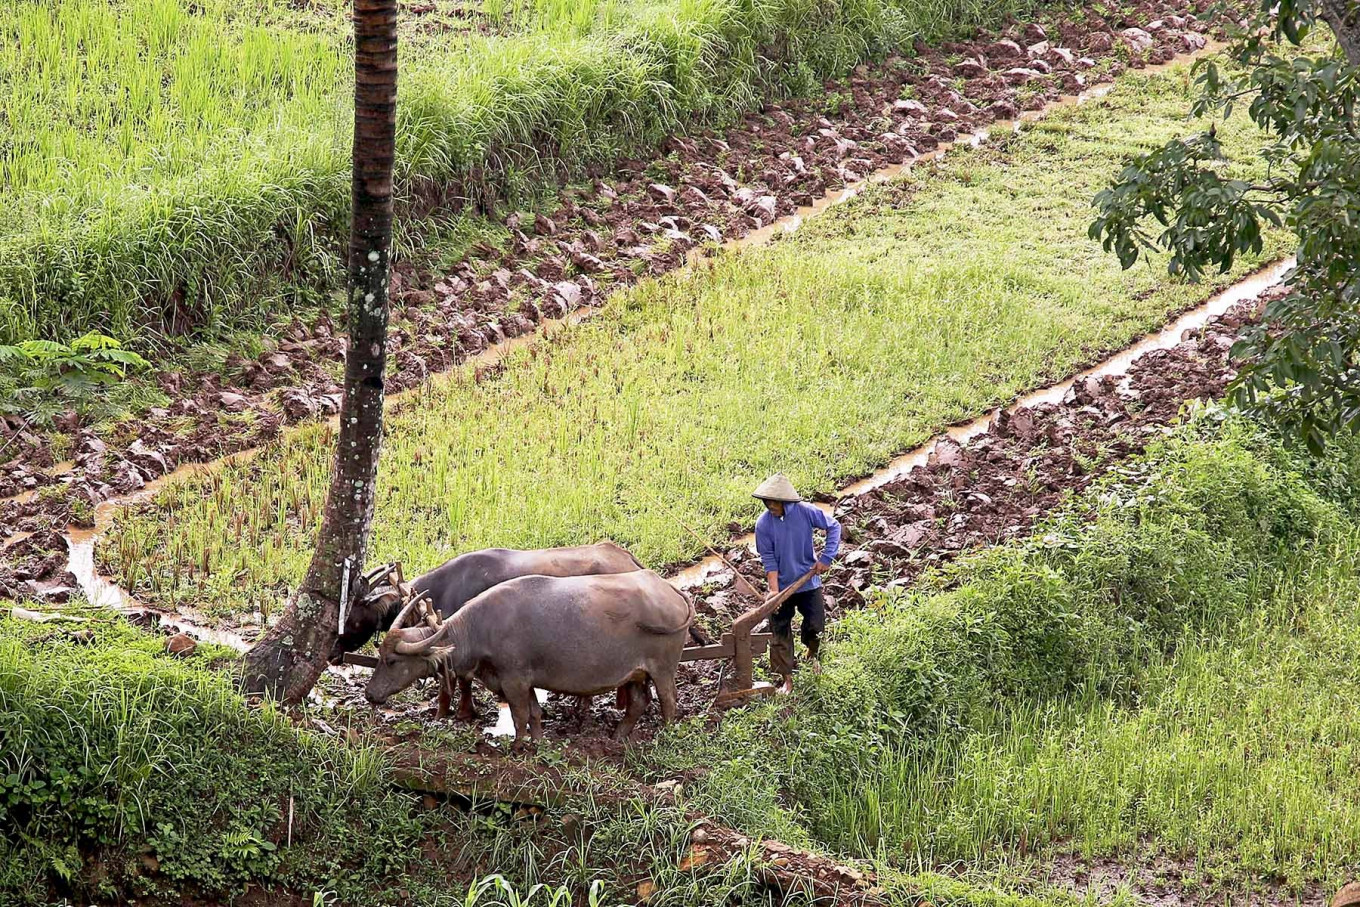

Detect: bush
649,413,1358,848
0,615,427,905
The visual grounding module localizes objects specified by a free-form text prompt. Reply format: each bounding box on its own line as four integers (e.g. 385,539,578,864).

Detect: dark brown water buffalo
365,570,694,741
330,542,648,719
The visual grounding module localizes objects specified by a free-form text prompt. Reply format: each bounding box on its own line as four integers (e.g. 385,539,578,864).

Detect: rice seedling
101,62,1289,621
649,415,1360,897
1,0,1053,348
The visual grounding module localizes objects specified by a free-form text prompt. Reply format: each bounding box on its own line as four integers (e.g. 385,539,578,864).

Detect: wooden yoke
728,568,816,692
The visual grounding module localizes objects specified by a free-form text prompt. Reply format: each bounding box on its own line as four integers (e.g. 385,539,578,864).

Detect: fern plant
0,332,150,425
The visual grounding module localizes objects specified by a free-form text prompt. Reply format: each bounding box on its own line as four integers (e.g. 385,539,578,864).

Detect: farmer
753,473,842,694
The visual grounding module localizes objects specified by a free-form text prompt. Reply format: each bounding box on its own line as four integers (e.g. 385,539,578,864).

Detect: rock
842,549,872,567
889,522,930,549
262,352,292,373
552,281,582,310
988,98,1020,120
1027,40,1051,59
280,389,317,422
987,38,1024,60
928,437,964,468
164,633,197,657
533,214,556,236
1088,32,1114,53
954,57,988,78
1121,28,1154,53
124,609,161,631
691,826,709,844
1048,46,1076,65
1179,32,1208,52
648,183,677,203
1003,67,1043,85
1331,882,1360,907
751,195,778,220
572,252,605,273
109,460,146,493
215,392,249,412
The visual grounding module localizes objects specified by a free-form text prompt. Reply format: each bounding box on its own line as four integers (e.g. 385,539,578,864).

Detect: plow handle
729,568,816,691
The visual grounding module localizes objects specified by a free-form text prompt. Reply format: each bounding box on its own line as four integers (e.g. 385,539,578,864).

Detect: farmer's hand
813,561,829,576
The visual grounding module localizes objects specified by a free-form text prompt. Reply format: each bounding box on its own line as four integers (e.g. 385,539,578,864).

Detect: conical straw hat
752,473,801,503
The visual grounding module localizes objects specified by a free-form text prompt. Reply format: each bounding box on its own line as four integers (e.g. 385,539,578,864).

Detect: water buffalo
330,542,648,719
365,570,694,742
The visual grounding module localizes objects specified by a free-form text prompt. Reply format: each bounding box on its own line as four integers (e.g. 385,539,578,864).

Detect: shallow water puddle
483,689,551,738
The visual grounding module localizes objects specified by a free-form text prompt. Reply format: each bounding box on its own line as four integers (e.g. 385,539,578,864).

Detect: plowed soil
1,0,1227,597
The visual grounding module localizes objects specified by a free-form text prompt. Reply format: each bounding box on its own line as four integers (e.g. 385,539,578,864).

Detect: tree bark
1320,0,1360,65
241,0,398,703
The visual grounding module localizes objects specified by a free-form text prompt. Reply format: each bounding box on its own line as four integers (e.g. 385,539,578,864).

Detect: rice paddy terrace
3,1,1358,906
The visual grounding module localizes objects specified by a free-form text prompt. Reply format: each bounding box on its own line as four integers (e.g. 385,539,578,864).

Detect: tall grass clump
0,613,436,905
0,609,791,906
646,414,1360,886
100,62,1287,621
3,0,1054,347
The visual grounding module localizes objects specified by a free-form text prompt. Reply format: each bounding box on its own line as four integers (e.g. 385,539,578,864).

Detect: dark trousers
767,587,825,678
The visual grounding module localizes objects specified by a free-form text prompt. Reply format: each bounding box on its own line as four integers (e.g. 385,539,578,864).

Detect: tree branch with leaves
1091,0,1360,452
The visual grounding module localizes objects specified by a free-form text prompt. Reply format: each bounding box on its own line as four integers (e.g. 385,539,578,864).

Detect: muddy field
0,0,1227,598
307,286,1279,751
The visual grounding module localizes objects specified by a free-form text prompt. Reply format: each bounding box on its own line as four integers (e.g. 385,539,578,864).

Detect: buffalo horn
394,623,447,655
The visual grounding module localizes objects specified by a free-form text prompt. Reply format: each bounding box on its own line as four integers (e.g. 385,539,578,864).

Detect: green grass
100,60,1288,623
0,0,1050,349
0,605,778,906
642,412,1360,900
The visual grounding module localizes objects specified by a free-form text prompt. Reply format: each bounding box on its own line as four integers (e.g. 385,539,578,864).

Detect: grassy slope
101,60,1288,622
641,413,1360,901
0,0,1042,346
0,608,753,907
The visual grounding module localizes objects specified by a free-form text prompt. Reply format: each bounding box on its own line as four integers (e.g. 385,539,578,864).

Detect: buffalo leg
652,672,678,725
504,684,535,745
613,681,648,741
456,676,476,722
435,668,452,720
573,694,593,728
528,694,546,740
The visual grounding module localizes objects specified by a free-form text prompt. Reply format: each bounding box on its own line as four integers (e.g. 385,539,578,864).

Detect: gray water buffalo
365,570,694,741
330,542,649,719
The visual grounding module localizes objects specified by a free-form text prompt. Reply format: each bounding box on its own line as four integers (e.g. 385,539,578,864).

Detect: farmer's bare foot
778,676,794,695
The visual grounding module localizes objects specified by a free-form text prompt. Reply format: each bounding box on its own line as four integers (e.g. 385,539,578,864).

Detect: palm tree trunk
1320,0,1360,65
241,0,398,703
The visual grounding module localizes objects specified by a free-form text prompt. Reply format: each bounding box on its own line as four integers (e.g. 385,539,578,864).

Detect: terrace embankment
321,272,1290,743
75,44,1289,632
1,0,1233,596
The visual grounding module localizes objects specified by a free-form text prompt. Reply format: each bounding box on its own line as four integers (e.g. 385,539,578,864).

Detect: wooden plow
339,562,815,713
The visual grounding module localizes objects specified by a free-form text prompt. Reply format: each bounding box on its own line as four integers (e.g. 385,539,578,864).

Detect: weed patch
645,414,1360,895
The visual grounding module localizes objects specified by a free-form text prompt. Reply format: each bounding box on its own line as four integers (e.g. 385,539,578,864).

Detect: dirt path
0,0,1228,600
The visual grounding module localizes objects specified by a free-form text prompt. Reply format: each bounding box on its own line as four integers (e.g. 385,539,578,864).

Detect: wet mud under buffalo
0,0,1229,597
